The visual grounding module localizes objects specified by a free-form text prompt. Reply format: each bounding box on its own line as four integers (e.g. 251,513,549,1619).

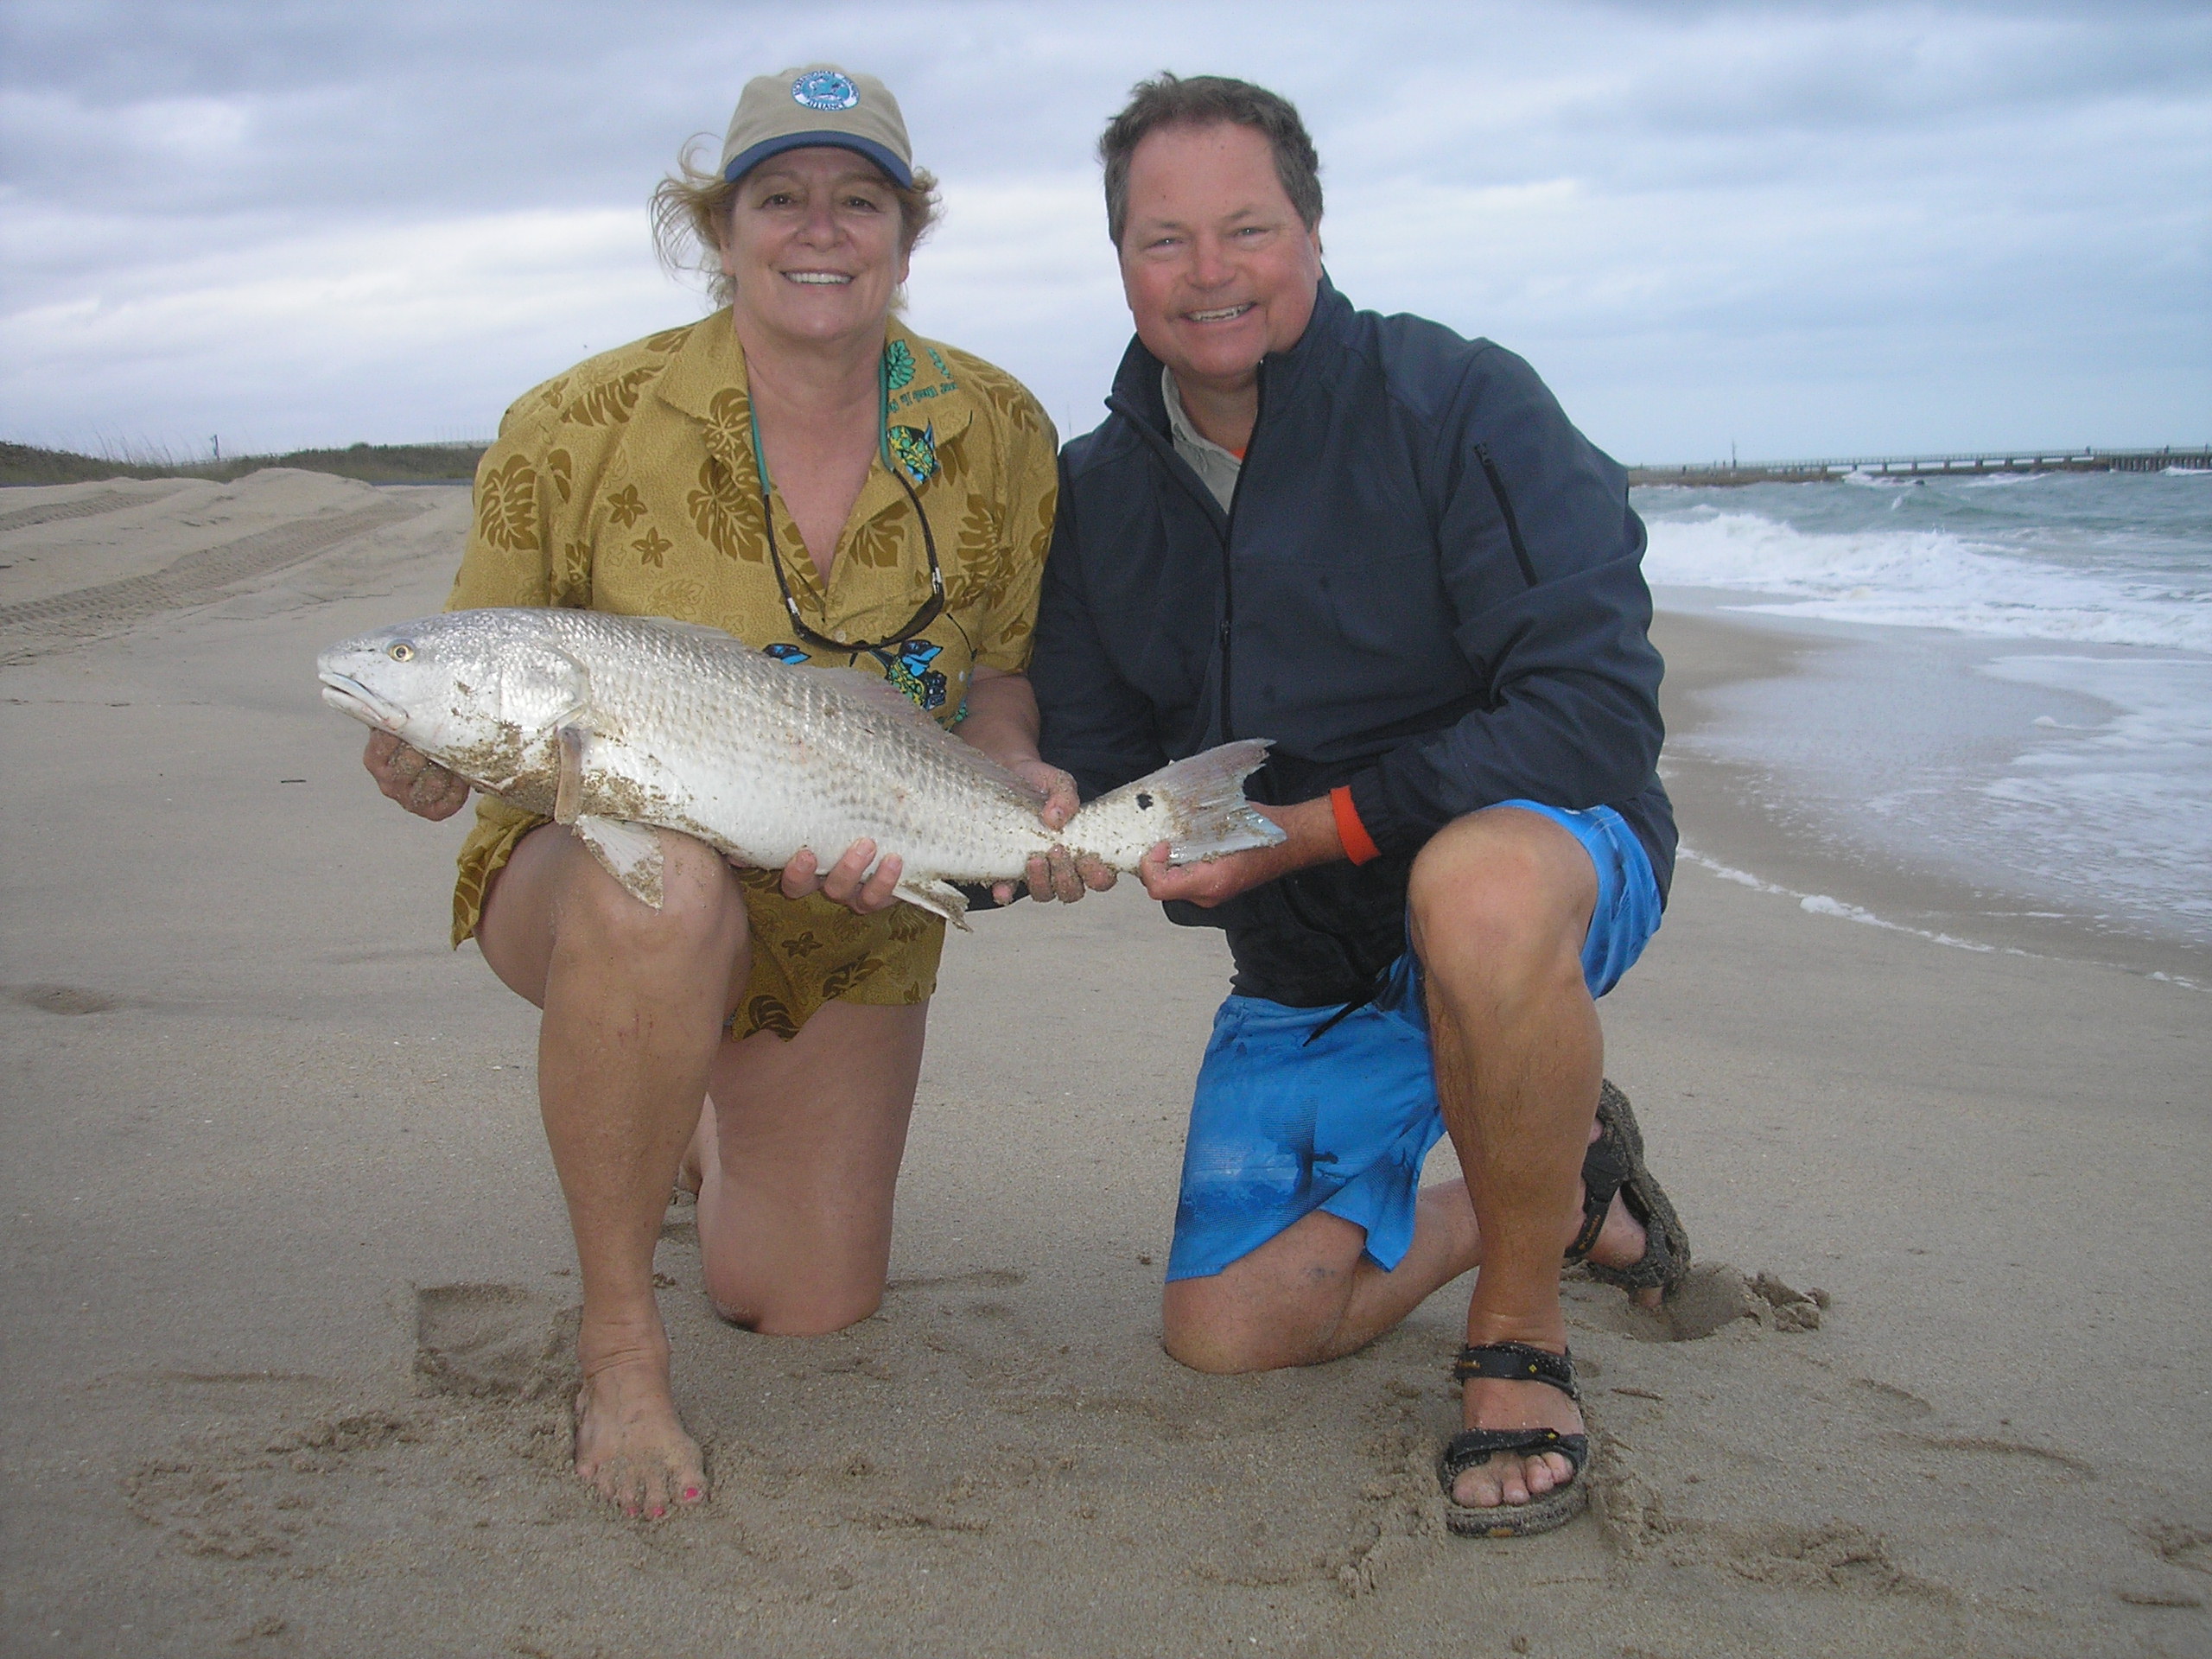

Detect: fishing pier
1629,446,2211,486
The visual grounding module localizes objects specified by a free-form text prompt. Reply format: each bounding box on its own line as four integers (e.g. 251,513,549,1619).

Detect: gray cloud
3,0,2205,461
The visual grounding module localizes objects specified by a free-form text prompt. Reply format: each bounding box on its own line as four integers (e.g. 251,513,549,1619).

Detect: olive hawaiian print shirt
443,311,1058,1039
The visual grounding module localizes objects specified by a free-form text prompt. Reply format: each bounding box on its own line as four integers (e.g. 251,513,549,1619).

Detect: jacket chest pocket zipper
1473,442,1538,589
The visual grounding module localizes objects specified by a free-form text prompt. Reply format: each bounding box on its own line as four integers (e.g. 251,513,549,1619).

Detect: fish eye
388,642,415,662
1136,791,1154,810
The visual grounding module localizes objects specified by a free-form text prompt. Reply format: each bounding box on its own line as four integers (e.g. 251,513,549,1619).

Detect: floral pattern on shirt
442,314,1058,1040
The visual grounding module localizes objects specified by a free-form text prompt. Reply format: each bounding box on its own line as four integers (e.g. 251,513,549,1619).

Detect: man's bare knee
1160,1211,1371,1372
1408,810,1593,996
1161,1273,1339,1375
1162,1281,1287,1375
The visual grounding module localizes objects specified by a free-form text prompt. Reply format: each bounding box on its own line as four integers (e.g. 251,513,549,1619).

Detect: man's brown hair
1097,73,1323,247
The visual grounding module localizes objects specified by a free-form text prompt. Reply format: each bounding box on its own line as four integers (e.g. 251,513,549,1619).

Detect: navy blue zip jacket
1032,278,1675,1007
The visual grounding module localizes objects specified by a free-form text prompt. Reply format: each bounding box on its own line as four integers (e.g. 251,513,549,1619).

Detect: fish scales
319,607,1284,924
565,613,1061,874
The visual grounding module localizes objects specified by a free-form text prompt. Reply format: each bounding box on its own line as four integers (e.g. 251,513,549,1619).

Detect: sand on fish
2,476,2207,1657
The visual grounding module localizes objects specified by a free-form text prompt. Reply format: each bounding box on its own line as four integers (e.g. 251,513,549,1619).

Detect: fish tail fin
1079,740,1286,864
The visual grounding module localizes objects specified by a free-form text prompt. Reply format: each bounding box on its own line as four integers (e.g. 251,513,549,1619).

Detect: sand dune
2,478,2206,1657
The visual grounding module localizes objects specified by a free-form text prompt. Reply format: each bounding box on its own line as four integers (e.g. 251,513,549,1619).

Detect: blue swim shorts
1166,801,1662,1283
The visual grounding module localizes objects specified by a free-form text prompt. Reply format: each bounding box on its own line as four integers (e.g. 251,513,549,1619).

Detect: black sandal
1565,1080,1692,1297
1440,1341,1590,1538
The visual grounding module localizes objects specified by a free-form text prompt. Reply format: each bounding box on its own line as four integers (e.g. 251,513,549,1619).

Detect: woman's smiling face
719,146,910,346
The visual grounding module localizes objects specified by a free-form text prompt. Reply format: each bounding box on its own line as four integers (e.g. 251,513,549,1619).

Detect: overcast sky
3,0,2206,465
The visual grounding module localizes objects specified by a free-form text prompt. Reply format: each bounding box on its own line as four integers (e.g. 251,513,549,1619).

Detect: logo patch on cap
791,70,860,111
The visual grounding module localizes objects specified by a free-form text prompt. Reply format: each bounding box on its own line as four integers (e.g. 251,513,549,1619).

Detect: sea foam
1638,473,2212,956
1643,510,2212,653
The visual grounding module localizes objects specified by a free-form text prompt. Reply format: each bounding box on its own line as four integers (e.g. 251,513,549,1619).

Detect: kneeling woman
361,65,1075,1516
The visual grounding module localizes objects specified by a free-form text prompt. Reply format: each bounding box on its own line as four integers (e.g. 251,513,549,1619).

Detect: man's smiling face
1116,122,1324,401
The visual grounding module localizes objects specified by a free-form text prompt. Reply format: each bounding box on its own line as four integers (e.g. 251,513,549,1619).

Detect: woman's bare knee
480,826,747,1005
556,831,744,960
706,1273,883,1336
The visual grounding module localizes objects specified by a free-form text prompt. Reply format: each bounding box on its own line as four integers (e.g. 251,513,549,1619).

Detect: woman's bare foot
572,1342,707,1520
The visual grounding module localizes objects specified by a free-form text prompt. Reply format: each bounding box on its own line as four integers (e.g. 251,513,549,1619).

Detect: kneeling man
1030,74,1690,1538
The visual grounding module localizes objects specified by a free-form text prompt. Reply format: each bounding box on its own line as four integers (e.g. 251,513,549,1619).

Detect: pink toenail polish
682,1487,701,1501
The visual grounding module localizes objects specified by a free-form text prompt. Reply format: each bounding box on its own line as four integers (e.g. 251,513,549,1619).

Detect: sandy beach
3,474,2207,1657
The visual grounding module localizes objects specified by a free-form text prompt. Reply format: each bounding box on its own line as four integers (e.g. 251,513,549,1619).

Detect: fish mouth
318,670,404,732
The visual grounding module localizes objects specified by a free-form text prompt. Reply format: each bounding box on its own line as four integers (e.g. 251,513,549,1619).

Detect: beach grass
0,438,486,488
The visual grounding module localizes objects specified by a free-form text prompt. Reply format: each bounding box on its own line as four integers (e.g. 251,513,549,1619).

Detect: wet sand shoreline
1649,604,2212,988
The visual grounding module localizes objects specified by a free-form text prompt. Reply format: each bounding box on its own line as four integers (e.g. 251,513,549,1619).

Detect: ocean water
1635,470,2212,961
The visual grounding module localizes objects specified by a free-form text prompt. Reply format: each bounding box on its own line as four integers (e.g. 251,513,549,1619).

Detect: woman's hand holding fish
996,759,1116,906
362,730,471,821
777,840,906,914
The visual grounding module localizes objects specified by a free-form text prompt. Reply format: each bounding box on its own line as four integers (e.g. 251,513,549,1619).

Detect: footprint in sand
2142,1521,2212,1577
2117,1522,2212,1608
11,982,123,1014
1850,1376,1936,1421
1730,1520,1945,1597
411,1283,575,1401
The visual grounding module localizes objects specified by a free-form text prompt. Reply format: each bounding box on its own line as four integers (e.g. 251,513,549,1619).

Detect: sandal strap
1451,1341,1580,1400
1575,1083,1694,1297
1439,1426,1590,1483
1565,1083,1639,1262
1566,1138,1630,1260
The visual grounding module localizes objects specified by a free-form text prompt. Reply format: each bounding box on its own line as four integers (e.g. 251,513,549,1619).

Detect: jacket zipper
1214,362,1369,995
1216,362,1266,743
1112,359,1372,1002
1473,442,1539,588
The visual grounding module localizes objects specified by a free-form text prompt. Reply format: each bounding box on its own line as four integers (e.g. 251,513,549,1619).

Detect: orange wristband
1330,785,1381,867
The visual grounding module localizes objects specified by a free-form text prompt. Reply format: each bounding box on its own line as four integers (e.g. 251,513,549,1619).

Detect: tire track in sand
0,486,185,537
0,495,423,662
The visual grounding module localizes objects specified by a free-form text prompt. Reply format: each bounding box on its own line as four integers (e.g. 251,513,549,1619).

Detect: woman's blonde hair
651,138,943,308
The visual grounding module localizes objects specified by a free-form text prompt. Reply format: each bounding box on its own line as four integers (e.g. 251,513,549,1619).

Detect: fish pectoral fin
571,816,664,909
896,877,970,931
554,723,589,824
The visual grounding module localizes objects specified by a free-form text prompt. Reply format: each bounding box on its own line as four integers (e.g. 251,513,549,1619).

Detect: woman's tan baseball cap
720,64,913,188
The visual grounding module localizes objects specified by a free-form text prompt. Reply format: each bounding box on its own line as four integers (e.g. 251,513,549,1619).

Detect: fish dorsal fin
792,664,1046,807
